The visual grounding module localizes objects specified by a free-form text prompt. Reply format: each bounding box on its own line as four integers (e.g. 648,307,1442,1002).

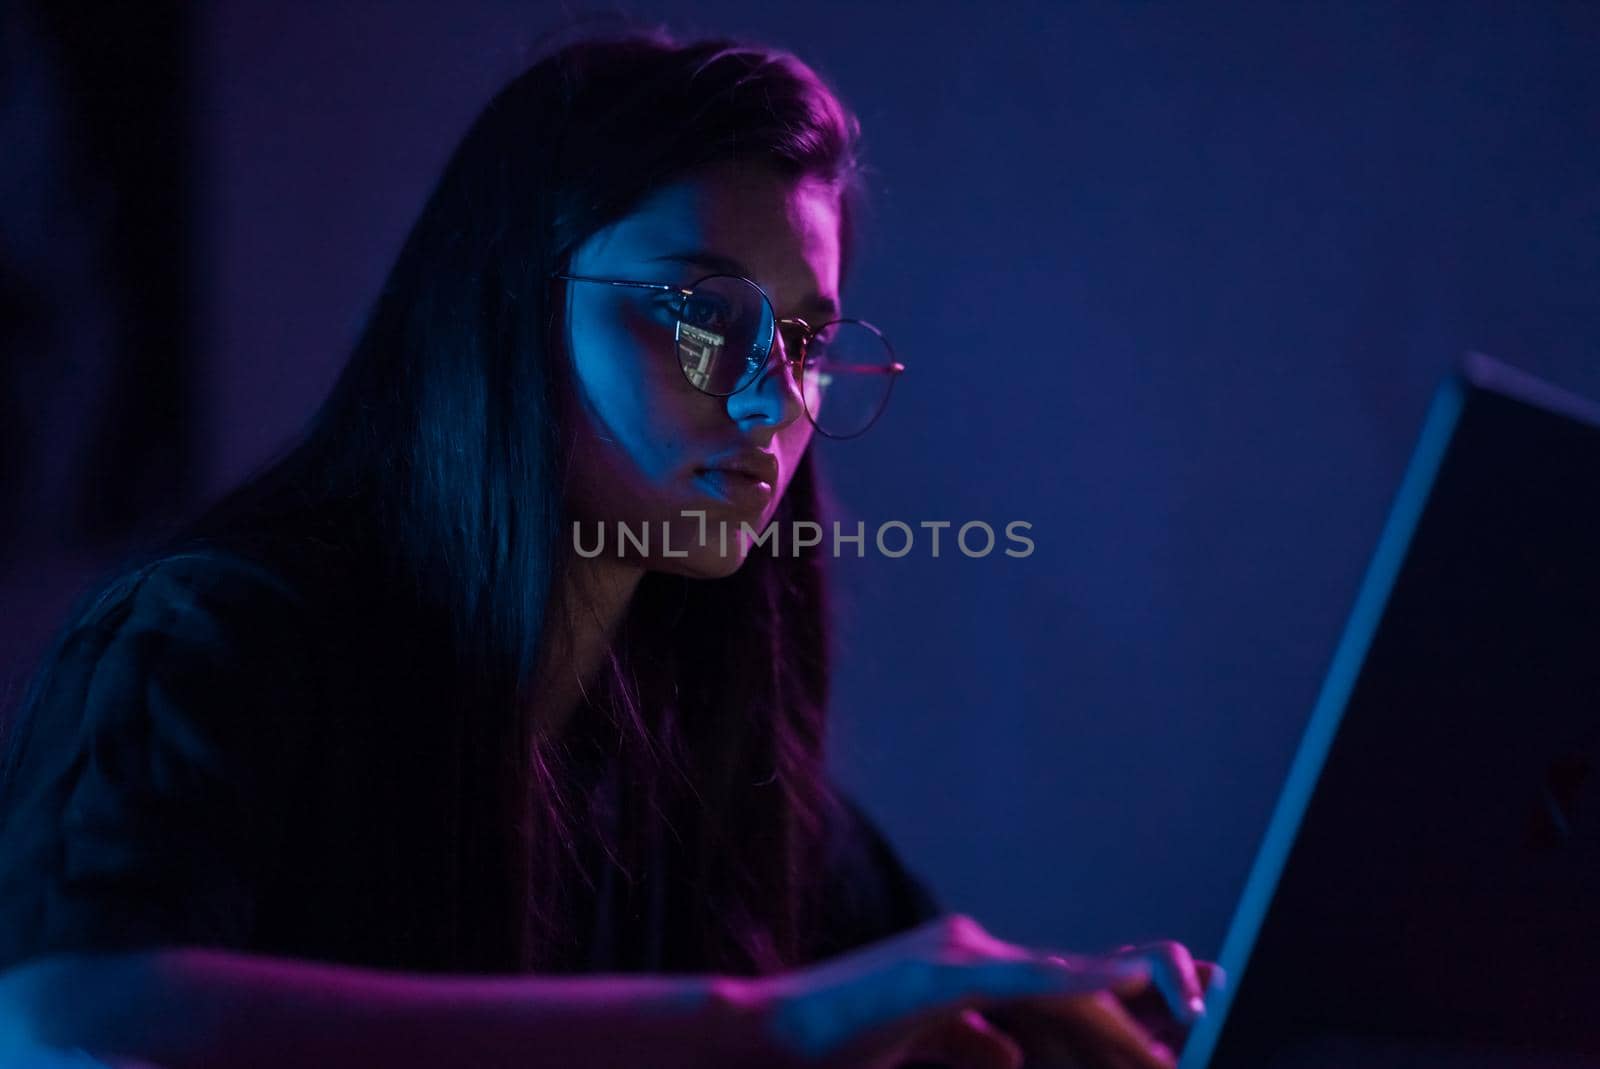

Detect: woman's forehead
580,165,842,305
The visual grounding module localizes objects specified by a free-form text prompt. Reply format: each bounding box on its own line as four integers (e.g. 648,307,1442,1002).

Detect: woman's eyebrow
651,249,746,276
650,250,840,320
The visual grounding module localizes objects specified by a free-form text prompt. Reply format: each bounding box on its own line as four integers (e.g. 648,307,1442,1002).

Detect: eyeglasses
551,271,904,439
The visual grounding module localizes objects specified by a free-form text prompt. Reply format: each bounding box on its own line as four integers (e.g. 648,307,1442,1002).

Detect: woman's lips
694,468,774,512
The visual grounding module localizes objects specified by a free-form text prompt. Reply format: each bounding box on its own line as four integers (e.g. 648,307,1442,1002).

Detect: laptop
1180,353,1600,1067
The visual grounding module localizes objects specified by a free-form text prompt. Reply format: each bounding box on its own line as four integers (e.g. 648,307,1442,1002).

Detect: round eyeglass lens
800,320,899,439
673,275,774,396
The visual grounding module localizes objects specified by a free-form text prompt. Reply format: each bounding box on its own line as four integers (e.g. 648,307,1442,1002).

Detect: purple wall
29,1,1600,961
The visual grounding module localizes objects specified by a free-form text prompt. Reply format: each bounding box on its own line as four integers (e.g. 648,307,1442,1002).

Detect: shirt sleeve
809,790,947,963
0,551,317,974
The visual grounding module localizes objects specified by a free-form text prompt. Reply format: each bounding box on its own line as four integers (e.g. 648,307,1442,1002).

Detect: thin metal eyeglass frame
550,270,905,438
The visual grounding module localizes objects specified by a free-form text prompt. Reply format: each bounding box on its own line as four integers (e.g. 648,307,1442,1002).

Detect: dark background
4,0,1598,962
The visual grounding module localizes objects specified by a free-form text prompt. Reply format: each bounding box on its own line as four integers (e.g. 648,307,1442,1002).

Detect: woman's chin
650,545,751,580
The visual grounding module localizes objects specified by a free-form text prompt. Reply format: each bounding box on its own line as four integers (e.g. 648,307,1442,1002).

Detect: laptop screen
1182,354,1600,1067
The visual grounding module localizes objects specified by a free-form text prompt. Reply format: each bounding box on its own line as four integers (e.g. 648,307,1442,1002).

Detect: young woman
0,29,1215,1069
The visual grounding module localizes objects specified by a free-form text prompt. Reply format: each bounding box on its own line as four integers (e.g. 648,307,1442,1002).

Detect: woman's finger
1109,942,1206,1024
908,1008,1026,1069
939,953,1152,1011
1195,960,1226,996
983,991,1175,1069
1114,958,1225,1053
1053,991,1177,1069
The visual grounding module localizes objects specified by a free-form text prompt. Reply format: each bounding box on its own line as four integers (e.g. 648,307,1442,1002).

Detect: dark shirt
0,550,943,978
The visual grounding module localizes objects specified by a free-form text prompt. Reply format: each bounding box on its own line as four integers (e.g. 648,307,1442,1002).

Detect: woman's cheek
616,301,687,385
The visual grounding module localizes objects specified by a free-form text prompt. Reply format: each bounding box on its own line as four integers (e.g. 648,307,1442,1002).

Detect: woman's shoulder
0,546,332,972
88,545,314,621
4,545,329,784
54,545,326,678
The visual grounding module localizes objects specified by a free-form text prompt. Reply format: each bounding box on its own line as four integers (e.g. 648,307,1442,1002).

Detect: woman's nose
724,327,807,430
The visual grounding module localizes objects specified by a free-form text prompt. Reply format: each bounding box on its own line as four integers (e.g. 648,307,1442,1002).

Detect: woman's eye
672,293,733,332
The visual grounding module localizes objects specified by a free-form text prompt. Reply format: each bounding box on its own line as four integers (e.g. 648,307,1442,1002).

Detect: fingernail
1187,995,1206,1020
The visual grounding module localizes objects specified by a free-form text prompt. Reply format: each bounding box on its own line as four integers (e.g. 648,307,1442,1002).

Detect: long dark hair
153,29,865,975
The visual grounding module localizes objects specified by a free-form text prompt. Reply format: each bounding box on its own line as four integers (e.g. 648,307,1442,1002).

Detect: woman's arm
0,948,764,1069
0,918,1210,1069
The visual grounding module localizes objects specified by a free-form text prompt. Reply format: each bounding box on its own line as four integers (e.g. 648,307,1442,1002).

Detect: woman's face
561,160,841,579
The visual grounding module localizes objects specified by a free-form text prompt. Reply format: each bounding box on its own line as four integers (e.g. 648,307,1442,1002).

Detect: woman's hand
1110,952,1226,1058
740,915,1213,1069
980,947,1226,1068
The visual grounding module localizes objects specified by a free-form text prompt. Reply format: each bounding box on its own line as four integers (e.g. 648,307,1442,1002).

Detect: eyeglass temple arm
549,273,684,294
803,358,905,376
775,318,905,377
